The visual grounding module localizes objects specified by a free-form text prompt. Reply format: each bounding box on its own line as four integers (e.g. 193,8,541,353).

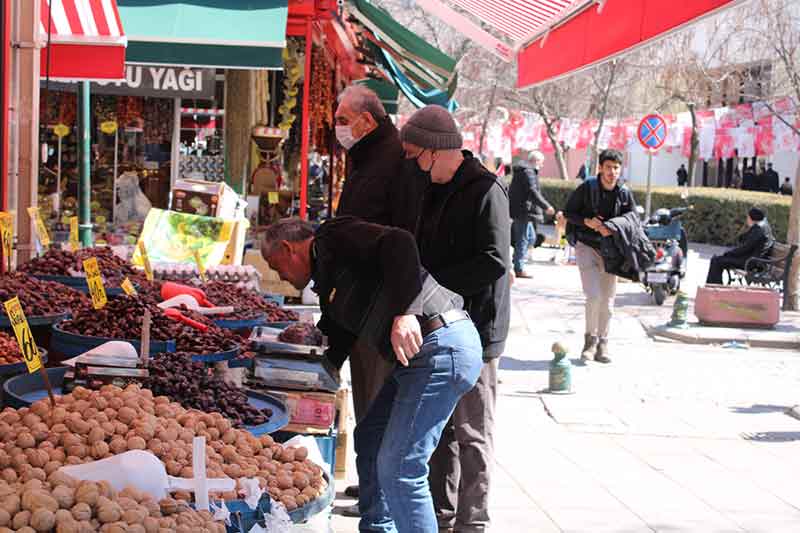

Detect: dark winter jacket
416,151,511,360
724,220,774,261
313,217,463,368
509,160,552,222
336,116,422,233
602,211,656,281
564,177,637,250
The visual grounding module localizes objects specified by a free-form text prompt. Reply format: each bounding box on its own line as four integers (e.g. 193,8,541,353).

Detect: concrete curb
640,318,800,350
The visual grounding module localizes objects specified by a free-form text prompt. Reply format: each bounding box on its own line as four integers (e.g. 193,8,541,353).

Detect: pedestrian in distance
509,150,555,278
564,149,637,364
400,105,511,533
676,164,688,186
706,207,774,285
261,217,483,533
765,163,780,193
780,177,793,196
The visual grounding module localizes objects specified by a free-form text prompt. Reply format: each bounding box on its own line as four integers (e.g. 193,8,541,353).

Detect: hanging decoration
278,41,302,133
310,46,335,155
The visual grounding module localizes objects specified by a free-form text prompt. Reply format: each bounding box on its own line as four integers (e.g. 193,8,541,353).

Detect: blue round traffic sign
638,114,667,151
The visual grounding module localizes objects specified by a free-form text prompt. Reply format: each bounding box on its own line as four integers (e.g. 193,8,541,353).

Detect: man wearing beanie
401,104,511,533
706,206,774,284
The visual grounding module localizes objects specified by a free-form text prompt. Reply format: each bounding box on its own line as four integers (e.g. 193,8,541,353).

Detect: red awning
517,0,741,88
39,0,126,81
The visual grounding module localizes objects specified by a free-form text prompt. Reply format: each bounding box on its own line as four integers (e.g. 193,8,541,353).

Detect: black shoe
534,233,546,248
344,484,359,498
595,338,612,364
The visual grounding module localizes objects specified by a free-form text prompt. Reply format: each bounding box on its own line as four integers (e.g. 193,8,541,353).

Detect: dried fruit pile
0,333,22,366
0,273,90,318
0,475,224,532
0,384,326,513
19,248,136,285
59,297,238,355
278,323,323,347
200,282,298,323
143,352,271,427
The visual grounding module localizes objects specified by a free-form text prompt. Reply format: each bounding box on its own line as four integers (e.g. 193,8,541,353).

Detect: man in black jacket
261,217,482,533
334,85,425,506
706,207,774,284
401,105,510,533
509,150,554,278
564,149,636,364
765,163,780,193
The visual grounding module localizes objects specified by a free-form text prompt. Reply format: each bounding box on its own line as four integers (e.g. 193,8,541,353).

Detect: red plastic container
695,285,780,328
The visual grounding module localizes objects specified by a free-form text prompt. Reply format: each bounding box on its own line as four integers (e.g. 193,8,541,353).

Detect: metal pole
111,128,118,224
299,20,312,221
645,150,653,218
56,135,61,216
77,81,92,246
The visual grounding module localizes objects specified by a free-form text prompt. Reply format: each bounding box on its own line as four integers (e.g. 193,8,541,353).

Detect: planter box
695,284,780,328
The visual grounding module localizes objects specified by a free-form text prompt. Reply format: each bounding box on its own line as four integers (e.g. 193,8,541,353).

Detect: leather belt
420,309,471,337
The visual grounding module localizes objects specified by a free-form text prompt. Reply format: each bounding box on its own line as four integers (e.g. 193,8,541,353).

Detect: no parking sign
638,114,667,152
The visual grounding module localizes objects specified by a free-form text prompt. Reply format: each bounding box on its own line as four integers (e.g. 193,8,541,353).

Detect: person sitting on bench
706,206,774,284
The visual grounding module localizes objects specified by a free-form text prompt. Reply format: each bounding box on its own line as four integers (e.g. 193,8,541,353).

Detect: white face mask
336,125,358,150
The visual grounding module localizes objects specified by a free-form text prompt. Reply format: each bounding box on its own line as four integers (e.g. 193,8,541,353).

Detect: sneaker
515,271,533,279
344,485,359,498
580,334,597,361
595,338,612,364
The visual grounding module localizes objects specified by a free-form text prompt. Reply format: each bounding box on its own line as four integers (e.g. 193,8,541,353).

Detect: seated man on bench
706,206,774,284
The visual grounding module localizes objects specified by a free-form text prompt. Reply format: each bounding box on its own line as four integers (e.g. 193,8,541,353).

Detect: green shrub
539,178,792,246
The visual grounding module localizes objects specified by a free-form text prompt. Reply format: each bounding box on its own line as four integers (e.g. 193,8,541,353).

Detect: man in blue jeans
509,150,555,277
260,216,483,533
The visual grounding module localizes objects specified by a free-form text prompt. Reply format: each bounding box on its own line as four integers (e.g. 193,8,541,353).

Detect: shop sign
83,257,108,310
45,65,215,99
4,297,43,373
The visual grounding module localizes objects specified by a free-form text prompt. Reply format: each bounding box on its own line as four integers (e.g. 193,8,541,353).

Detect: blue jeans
511,218,530,273
355,319,483,533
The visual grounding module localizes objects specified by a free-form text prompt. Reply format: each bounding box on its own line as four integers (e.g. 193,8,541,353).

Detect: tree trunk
785,156,800,310
478,82,498,156
553,143,569,181
687,103,699,187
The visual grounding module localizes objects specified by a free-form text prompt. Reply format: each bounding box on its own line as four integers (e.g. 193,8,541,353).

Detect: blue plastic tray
51,324,175,358
190,346,239,364
244,391,289,436
263,321,296,330
227,357,254,370
4,366,288,438
33,274,131,295
212,315,266,330
0,313,68,329
0,349,48,377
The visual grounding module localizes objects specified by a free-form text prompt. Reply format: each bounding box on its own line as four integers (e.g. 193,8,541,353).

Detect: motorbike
641,206,691,305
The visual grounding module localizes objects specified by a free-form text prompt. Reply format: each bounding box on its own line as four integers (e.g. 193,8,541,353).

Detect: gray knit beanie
400,105,463,150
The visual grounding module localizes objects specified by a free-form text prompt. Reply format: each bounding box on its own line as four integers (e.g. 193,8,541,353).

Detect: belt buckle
438,311,450,327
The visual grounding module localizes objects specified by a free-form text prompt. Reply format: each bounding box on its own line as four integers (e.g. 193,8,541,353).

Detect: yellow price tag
4,297,42,373
100,120,118,134
137,241,153,282
69,216,79,251
53,123,70,138
26,207,50,247
83,257,107,310
0,213,13,270
268,191,279,205
193,250,207,283
121,277,137,296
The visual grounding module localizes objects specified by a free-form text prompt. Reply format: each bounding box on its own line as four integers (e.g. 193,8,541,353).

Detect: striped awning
448,0,576,43
39,0,127,81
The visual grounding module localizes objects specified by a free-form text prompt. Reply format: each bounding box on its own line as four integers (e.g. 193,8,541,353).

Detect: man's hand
546,206,556,216
584,217,604,231
597,225,613,237
391,315,423,366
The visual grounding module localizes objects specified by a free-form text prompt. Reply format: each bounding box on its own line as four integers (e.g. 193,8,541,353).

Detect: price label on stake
0,213,13,271
26,207,50,247
83,257,108,309
121,277,137,296
268,191,279,205
4,297,42,373
69,217,79,251
193,250,207,282
138,241,153,281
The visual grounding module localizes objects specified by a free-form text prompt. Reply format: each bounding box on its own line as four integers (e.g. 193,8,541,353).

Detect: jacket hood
349,116,400,167
449,151,503,193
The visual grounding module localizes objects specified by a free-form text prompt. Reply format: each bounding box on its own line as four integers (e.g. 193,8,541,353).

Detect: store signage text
44,65,215,99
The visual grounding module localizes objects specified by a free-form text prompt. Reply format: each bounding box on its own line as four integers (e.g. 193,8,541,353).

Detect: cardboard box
243,249,300,297
334,388,350,481
172,179,241,218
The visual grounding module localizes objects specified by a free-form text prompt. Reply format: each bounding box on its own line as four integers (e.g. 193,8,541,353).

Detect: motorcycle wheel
669,274,681,294
653,285,667,306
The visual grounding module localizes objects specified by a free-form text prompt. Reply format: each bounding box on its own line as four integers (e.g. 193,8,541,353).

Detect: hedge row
539,178,792,246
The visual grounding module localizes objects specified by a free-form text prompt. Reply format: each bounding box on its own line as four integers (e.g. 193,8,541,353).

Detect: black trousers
706,255,746,284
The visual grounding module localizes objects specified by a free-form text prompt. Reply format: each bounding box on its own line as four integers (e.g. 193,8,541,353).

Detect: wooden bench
724,243,798,310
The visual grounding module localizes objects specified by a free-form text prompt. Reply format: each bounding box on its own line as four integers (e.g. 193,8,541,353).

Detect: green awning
118,0,288,70
356,79,399,114
349,0,457,92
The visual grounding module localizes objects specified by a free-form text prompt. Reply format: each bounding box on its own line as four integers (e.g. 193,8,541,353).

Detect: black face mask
404,152,432,185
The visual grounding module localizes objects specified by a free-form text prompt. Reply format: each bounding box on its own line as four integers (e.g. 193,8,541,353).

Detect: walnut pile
0,474,223,533
0,384,326,515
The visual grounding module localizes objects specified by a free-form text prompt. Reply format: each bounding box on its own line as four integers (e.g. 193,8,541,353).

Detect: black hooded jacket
509,160,552,221
602,212,656,281
724,220,774,261
415,151,511,360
